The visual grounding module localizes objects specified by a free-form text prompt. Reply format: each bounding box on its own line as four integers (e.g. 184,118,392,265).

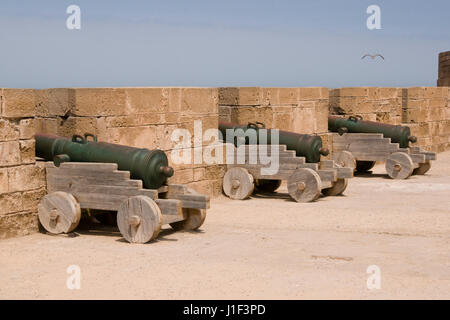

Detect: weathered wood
59,162,118,171
332,151,356,171
316,169,337,183
223,167,254,200
47,174,143,189
48,183,158,199
335,167,354,179
287,168,321,202
333,133,384,140
154,199,182,216
413,160,432,175
170,208,207,231
117,196,162,243
38,192,81,234
322,178,348,197
385,152,414,179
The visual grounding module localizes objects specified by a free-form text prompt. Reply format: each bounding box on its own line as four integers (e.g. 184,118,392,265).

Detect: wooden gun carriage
331,133,436,179
38,162,209,243
222,145,354,203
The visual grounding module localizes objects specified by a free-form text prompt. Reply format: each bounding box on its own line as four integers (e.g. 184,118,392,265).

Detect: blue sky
0,0,449,88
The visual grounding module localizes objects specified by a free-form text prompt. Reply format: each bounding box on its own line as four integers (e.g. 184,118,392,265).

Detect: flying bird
361,54,385,60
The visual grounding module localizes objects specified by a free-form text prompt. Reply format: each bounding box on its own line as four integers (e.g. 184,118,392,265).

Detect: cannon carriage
329,116,437,179
36,133,209,244
219,122,353,202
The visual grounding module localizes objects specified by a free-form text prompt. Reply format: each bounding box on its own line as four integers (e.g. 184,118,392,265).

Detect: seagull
362,54,385,60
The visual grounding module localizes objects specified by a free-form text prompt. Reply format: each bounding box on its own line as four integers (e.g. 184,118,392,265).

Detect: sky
0,0,449,88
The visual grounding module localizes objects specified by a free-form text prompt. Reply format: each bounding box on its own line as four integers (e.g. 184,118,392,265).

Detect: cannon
328,115,417,148
218,122,353,202
219,121,329,163
35,133,209,244
328,116,436,179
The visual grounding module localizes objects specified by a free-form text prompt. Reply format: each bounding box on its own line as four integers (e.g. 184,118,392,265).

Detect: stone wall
218,87,331,157
34,88,224,197
0,89,46,239
329,87,450,153
402,87,450,152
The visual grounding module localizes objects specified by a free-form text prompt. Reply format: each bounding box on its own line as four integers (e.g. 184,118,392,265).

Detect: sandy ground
1,152,449,300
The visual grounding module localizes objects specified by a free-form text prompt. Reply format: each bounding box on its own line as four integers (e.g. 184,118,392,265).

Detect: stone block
0,118,19,142
1,89,35,118
0,141,21,167
19,140,35,164
7,165,45,192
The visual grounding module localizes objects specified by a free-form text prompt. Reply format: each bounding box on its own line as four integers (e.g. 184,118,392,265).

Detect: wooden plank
161,215,185,225
228,163,299,171
333,133,384,139
319,160,335,169
155,199,182,216
46,174,143,188
167,184,188,194
353,154,391,161
48,182,158,199
316,170,337,183
46,167,131,180
59,162,118,171
409,153,426,165
299,163,319,171
335,167,354,179
321,181,333,189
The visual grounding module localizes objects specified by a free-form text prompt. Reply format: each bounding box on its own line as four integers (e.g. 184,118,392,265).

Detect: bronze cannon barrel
219,121,329,163
35,133,174,189
328,115,417,148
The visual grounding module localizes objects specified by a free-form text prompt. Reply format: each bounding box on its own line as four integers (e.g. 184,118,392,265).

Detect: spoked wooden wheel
413,161,431,175
322,178,348,196
117,196,162,243
223,167,255,200
333,151,356,171
254,179,282,193
355,160,376,173
385,152,414,179
38,192,81,234
170,208,206,231
287,168,321,202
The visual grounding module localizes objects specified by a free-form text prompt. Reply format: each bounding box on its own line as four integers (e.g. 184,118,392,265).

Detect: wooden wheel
333,151,356,171
385,152,414,179
322,178,348,196
38,192,81,234
287,168,321,202
223,167,255,200
413,161,431,175
117,196,162,243
254,179,282,193
355,160,376,173
170,208,206,231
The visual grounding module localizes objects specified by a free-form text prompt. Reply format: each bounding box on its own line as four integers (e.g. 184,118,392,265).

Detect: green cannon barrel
328,115,417,148
219,121,329,163
35,133,174,189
